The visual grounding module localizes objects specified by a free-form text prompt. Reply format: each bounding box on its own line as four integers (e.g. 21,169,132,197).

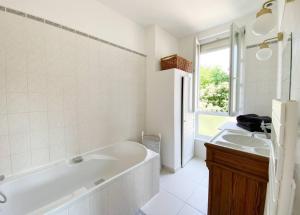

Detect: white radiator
267,100,298,215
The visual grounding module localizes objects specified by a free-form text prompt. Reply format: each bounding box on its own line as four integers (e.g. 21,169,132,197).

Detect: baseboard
161,164,181,173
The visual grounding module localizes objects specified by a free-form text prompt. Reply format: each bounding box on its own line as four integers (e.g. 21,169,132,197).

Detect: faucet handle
261,121,272,129
0,175,5,182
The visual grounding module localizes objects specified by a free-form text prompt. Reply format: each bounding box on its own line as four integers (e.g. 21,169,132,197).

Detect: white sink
254,148,270,157
210,129,270,157
222,134,268,147
216,141,244,149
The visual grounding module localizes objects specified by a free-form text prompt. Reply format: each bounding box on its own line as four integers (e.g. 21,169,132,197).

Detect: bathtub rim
31,144,158,214
34,149,158,215
0,141,149,186
0,141,158,215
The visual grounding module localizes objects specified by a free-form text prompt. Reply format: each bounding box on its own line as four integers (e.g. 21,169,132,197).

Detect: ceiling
97,0,262,38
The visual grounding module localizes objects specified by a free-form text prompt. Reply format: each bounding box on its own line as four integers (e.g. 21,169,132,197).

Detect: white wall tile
29,93,47,112
7,113,29,134
63,110,77,127
244,47,277,116
0,114,8,136
28,71,47,93
50,144,66,161
30,112,48,131
49,128,65,146
0,11,146,176
0,50,6,92
0,135,10,158
31,148,50,167
9,132,30,155
0,156,12,176
47,92,64,111
0,91,7,114
30,130,49,150
11,152,31,174
6,93,29,113
48,111,64,129
6,71,28,93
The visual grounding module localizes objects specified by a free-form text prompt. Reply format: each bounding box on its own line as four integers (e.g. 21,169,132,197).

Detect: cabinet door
208,165,267,215
181,76,195,167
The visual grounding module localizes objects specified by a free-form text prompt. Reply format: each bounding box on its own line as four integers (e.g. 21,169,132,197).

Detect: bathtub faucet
261,121,272,139
0,191,7,203
71,156,83,164
0,175,7,204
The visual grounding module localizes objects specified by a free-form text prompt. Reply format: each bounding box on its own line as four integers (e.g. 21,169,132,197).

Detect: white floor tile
161,175,199,201
141,190,184,215
161,159,208,186
142,158,209,215
178,204,203,215
187,185,208,214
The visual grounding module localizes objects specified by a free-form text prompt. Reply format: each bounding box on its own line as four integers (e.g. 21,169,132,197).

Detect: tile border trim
0,5,147,57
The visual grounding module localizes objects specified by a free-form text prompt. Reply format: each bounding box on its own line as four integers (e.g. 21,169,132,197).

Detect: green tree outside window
199,66,229,112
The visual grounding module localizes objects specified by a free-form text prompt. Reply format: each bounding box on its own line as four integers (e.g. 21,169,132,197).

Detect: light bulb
256,47,273,61
252,8,275,36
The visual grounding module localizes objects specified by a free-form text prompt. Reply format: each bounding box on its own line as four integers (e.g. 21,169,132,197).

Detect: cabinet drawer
205,143,269,181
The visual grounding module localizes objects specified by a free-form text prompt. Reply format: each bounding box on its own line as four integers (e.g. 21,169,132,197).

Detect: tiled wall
243,44,278,116
0,10,146,176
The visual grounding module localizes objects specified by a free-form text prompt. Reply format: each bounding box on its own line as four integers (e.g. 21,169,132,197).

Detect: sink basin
254,148,270,156
216,141,244,149
222,134,267,147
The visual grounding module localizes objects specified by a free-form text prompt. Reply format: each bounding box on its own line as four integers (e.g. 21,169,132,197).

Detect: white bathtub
0,141,160,215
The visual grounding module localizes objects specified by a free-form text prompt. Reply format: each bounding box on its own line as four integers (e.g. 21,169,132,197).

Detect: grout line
26,14,44,23
0,4,146,57
6,7,25,17
45,19,61,28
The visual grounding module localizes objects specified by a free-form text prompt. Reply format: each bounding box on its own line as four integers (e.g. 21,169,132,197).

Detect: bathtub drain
94,178,105,186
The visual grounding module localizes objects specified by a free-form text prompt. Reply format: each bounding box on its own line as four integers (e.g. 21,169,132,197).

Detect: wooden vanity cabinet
205,143,269,215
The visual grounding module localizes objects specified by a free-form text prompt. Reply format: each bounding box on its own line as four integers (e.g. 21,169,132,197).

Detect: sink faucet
261,121,272,139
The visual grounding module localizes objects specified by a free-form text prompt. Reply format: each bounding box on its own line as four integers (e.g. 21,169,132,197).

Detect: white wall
178,14,278,61
0,0,146,54
244,44,278,116
0,10,146,175
145,25,180,170
145,25,179,134
178,35,194,62
180,13,279,157
154,25,179,71
180,13,279,116
277,1,300,214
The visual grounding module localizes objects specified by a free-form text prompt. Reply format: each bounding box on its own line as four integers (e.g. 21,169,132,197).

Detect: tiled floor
141,158,209,215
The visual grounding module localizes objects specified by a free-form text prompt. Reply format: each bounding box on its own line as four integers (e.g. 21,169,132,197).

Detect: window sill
195,135,212,142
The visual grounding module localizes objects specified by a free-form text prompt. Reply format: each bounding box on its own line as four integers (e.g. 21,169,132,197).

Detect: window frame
194,26,244,139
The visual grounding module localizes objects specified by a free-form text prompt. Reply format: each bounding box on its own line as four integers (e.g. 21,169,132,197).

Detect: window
195,24,244,139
